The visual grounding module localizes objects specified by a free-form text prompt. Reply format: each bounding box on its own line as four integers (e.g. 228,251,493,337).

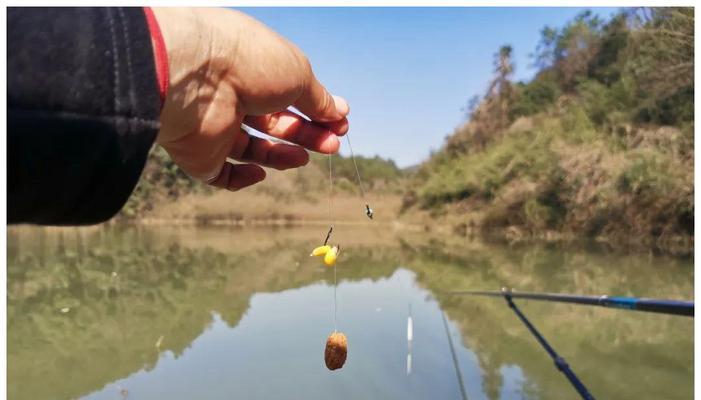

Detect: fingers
331,95,350,117
244,111,347,154
208,162,266,191
294,72,350,123
232,132,310,170
209,128,309,193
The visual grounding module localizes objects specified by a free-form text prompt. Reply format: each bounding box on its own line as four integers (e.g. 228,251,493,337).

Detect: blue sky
238,7,619,167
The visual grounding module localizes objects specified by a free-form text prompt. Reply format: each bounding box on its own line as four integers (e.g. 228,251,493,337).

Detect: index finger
244,111,344,154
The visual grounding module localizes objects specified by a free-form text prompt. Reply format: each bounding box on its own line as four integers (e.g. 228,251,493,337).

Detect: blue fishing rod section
446,288,693,399
501,289,595,400
449,290,694,317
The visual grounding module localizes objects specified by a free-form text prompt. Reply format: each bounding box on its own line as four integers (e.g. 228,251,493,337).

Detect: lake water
7,225,694,400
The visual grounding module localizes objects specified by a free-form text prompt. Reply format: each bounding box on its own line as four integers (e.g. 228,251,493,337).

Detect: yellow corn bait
324,246,339,267
310,245,331,257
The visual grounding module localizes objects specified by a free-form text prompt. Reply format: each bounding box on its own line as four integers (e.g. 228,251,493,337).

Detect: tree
588,14,630,85
627,7,693,101
533,10,604,90
473,45,516,146
488,45,516,129
448,44,517,153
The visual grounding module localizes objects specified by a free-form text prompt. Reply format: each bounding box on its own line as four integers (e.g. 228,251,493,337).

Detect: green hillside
402,8,693,251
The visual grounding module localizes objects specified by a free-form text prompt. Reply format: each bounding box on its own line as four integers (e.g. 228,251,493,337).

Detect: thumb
294,74,349,123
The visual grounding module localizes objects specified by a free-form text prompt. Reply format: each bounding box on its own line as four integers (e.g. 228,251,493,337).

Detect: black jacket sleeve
8,7,161,225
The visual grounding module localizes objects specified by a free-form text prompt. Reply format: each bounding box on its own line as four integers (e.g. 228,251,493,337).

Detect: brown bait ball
324,331,348,370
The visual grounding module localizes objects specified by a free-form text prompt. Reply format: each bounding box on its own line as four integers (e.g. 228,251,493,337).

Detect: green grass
408,101,692,246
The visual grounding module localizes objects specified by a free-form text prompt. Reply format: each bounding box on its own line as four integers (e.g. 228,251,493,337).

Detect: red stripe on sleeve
143,7,169,108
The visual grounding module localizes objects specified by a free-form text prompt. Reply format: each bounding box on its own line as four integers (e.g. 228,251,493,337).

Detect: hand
151,8,350,190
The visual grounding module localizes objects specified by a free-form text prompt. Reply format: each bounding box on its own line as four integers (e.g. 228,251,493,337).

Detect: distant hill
401,8,693,252
120,145,406,225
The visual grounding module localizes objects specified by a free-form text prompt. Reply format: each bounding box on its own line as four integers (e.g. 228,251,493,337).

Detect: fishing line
317,153,347,372
328,152,337,332
315,133,374,371
345,134,374,219
345,134,366,200
333,254,337,332
328,152,333,227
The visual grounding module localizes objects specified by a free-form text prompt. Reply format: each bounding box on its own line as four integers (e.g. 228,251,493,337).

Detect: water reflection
7,226,693,400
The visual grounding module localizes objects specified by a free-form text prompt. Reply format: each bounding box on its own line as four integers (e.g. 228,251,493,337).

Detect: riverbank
12,213,691,257
122,187,405,226
404,204,693,257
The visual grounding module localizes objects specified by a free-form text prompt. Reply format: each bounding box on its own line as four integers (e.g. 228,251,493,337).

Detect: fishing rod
440,310,468,400
445,288,693,399
448,289,694,317
498,289,595,400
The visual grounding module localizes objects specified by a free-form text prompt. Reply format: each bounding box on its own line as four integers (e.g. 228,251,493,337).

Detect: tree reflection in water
7,226,693,400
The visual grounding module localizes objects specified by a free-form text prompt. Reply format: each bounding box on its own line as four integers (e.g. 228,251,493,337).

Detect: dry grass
143,166,404,227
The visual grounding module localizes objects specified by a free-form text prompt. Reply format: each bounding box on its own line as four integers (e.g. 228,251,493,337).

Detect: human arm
8,7,349,225
8,7,161,225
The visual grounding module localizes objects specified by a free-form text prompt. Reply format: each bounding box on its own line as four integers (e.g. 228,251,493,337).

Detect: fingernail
325,134,340,153
332,95,350,117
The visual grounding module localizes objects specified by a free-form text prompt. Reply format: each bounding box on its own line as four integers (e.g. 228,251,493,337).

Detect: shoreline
10,216,692,257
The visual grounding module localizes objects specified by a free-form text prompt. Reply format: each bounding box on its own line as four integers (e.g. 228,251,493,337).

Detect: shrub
510,76,560,119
